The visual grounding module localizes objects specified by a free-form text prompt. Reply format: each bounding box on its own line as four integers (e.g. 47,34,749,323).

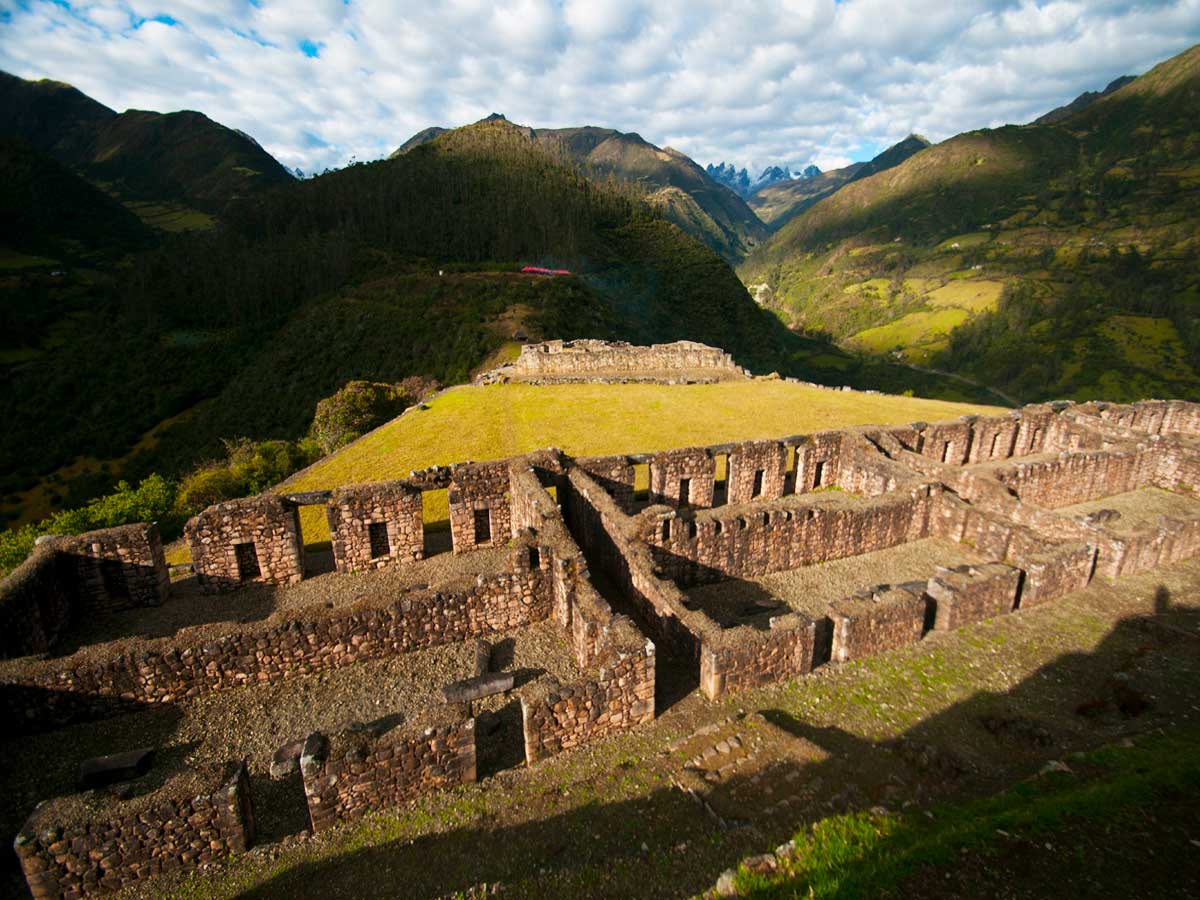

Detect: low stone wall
699,615,816,699
300,708,476,833
520,617,655,762
926,563,1022,631
646,487,934,585
0,524,169,660
1,544,549,732
186,495,304,592
1079,514,1200,580
14,761,252,898
829,585,927,662
326,480,424,572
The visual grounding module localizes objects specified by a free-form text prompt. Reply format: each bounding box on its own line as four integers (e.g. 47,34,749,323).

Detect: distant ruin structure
478,339,749,384
6,396,1200,897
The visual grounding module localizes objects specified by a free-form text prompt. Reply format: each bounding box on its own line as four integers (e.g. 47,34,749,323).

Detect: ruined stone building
4,397,1200,897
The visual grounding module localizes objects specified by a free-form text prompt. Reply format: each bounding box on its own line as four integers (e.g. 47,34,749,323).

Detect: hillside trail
898,361,1021,407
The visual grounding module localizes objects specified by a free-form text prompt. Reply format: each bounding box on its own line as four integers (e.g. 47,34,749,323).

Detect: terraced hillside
740,43,1200,404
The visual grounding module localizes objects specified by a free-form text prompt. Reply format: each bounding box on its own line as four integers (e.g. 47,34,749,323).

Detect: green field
278,380,999,544
848,309,971,360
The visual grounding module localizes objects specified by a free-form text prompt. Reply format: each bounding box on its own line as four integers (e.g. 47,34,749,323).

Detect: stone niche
326,480,424,573
185,495,304,593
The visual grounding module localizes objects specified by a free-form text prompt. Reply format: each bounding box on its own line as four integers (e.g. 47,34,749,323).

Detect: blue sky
1,1,1198,175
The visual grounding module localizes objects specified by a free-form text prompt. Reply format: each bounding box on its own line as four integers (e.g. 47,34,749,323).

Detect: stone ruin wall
9,397,1200,897
14,762,252,899
185,495,304,593
0,538,551,734
507,462,656,762
300,709,476,833
508,340,746,379
645,487,935,586
326,480,424,572
0,524,169,660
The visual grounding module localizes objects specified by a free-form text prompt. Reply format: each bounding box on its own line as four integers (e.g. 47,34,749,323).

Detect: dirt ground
1058,486,1200,533
684,538,984,626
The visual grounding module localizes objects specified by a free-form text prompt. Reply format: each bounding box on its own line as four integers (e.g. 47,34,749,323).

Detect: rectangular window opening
989,432,1001,458
660,519,671,542
679,477,691,506
528,546,541,569
812,460,826,488
751,469,764,498
235,542,261,581
368,521,391,559
632,463,650,507
713,454,729,506
941,442,953,464
687,520,698,539
473,508,493,544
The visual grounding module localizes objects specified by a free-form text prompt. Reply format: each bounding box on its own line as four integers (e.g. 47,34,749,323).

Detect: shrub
308,378,439,455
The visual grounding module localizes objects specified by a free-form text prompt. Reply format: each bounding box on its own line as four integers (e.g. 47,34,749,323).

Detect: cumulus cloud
1,0,1198,175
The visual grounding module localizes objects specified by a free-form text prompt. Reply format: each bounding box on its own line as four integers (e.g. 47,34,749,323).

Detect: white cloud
0,0,1197,175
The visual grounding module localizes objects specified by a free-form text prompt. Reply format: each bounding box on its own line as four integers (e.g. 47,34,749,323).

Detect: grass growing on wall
278,380,1000,546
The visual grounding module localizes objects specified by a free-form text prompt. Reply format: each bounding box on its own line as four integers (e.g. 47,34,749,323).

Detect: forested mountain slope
394,117,766,262
740,43,1200,404
0,71,293,220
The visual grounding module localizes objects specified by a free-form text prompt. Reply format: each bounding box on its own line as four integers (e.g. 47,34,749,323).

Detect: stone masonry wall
829,585,927,663
15,762,252,899
1,546,549,732
510,340,744,377
0,525,169,660
326,480,424,573
0,544,72,660
993,445,1163,508
573,456,636,514
300,708,476,833
54,524,169,614
509,462,657,761
727,440,788,505
698,615,816,700
646,488,934,585
926,563,1022,631
650,447,715,508
186,495,304,593
448,461,512,554
520,616,655,763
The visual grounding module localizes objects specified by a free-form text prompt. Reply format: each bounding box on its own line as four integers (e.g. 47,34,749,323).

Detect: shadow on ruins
229,593,1200,900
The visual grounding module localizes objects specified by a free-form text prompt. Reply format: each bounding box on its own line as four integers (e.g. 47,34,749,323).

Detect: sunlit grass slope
282,381,1000,543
